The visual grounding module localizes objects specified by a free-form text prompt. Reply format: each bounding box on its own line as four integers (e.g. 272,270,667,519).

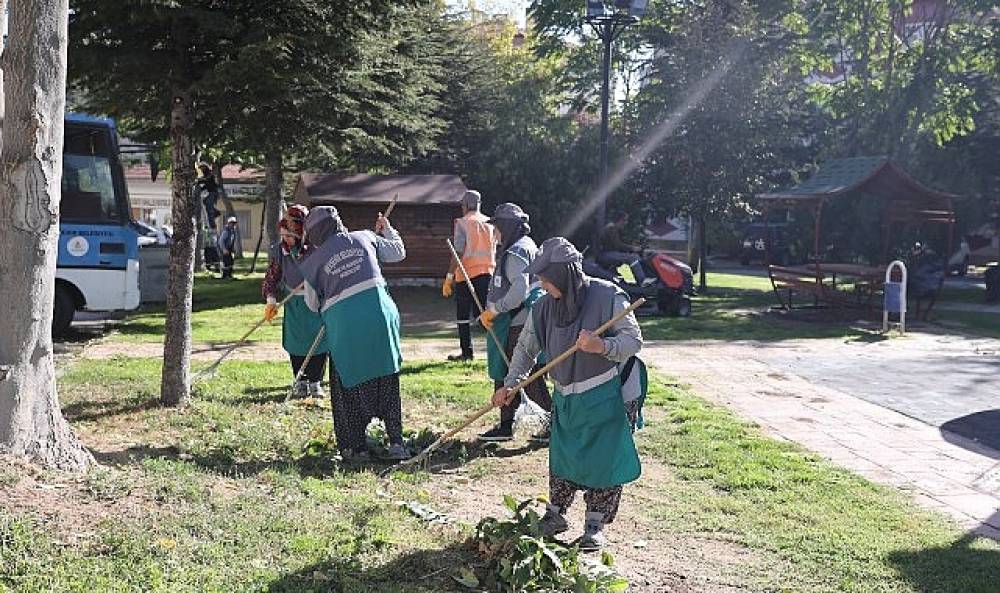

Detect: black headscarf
490,202,531,256
526,237,589,327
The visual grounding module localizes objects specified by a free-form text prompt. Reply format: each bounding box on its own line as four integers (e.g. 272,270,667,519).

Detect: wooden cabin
293,173,466,279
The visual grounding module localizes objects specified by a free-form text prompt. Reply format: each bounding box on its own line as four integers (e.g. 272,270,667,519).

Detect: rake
445,239,550,433
393,298,645,472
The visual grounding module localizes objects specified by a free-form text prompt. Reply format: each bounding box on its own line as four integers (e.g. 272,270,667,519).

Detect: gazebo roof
758,157,958,223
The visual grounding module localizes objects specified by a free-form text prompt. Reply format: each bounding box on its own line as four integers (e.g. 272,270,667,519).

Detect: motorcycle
583,250,695,317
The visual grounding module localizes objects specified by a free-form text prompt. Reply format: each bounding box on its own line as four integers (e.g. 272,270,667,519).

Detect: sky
446,0,528,27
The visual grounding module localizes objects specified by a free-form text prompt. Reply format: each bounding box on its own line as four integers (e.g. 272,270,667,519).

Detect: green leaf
503,494,518,513
601,550,615,567
605,576,630,592
451,568,480,588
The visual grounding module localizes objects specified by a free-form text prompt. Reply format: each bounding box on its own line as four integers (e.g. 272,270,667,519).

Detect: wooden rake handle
396,297,646,471
194,282,305,382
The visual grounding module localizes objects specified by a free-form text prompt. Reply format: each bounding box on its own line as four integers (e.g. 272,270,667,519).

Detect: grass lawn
110,262,454,344
108,268,869,346
2,358,996,592
640,272,865,342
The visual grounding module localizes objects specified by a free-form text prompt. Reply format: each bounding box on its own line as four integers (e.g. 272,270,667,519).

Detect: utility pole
585,1,646,242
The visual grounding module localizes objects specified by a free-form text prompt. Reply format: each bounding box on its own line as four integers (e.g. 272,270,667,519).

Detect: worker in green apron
262,206,327,397
477,203,551,443
299,206,410,462
492,237,645,551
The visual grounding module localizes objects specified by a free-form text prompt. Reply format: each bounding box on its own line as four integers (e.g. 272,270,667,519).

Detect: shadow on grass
266,541,473,593
62,395,161,423
888,532,1000,593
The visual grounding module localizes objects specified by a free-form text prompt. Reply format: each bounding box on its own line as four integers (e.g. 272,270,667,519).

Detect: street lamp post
585,0,646,239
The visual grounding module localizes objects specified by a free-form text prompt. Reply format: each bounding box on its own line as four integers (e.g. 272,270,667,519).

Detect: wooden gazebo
758,157,958,310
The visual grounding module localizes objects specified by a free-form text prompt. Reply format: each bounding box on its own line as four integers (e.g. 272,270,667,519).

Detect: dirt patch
408,413,772,593
79,338,486,364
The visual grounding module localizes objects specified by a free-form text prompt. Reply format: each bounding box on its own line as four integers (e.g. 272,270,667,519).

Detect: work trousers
495,323,551,427
455,273,491,357
549,399,639,525
220,252,234,278
290,353,327,383
329,365,403,454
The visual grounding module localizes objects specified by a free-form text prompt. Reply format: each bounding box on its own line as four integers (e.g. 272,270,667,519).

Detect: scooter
583,250,694,317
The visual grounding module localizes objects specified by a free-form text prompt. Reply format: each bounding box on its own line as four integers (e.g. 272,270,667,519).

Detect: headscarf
526,237,589,327
285,204,309,226
304,206,347,248
277,218,302,256
490,202,531,256
461,190,482,211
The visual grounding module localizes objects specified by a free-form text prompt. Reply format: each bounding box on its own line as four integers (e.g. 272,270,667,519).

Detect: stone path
644,337,1000,538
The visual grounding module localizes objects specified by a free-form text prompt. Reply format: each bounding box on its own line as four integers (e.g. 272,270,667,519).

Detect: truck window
60,125,121,223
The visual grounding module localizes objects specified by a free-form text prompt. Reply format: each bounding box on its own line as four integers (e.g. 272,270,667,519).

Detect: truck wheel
52,285,75,338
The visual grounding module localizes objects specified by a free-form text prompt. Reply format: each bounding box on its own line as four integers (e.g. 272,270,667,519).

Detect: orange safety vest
454,211,496,281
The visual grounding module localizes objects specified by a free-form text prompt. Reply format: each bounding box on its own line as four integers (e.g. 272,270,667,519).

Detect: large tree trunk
0,0,93,471
263,151,283,261
159,89,197,407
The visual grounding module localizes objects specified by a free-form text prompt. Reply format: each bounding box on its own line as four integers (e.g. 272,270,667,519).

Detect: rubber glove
479,309,498,330
442,273,454,298
264,298,278,322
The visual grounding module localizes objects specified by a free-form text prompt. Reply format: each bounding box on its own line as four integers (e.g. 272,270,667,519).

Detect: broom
394,297,645,471
445,239,549,433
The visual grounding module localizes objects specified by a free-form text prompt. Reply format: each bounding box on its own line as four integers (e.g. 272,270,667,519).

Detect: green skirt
486,287,545,381
283,294,326,356
549,376,641,489
320,285,402,389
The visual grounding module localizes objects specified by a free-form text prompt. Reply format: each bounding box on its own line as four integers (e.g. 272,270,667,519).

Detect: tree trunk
698,215,708,292
193,184,204,271
159,89,197,407
263,151,283,262
0,0,93,471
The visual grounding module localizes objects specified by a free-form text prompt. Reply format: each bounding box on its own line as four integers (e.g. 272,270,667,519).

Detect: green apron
282,294,326,356
549,375,641,489
486,287,545,381
321,285,402,388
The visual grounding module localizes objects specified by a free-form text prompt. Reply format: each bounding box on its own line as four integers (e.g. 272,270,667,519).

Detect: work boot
539,504,569,537
308,381,324,398
291,380,308,398
341,448,371,464
447,353,473,362
477,423,514,442
579,512,607,552
384,443,411,461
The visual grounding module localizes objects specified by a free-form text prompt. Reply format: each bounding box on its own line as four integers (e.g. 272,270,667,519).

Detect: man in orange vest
443,190,497,361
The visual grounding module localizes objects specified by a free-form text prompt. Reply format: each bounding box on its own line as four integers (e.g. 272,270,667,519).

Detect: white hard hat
227,216,237,224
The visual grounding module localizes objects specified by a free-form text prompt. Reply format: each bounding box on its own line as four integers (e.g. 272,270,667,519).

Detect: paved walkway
644,338,1000,538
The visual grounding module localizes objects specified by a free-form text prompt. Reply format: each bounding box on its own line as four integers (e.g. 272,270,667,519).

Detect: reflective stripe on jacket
455,212,496,281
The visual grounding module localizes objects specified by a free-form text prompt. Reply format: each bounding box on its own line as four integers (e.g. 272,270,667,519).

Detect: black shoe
447,353,473,362
478,424,514,442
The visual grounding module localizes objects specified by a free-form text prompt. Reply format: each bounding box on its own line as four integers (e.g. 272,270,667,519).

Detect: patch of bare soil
0,454,150,545
408,412,775,593
78,338,483,364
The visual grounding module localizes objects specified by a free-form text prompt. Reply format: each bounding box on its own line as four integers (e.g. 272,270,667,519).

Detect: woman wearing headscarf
492,237,645,551
299,206,410,462
477,203,551,443
262,205,327,397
